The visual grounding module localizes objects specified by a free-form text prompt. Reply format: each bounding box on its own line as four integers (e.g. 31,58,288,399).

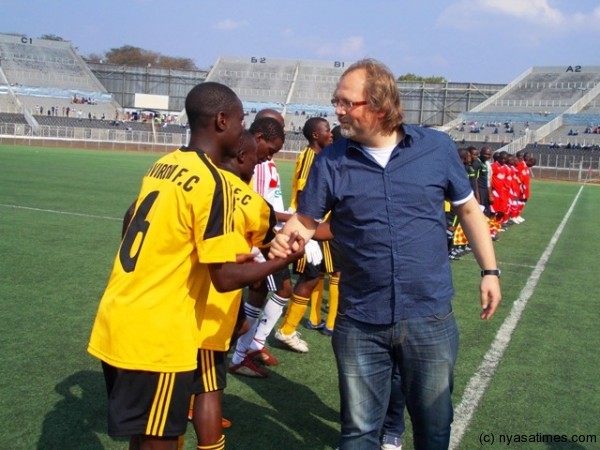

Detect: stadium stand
440,66,600,157
180,57,347,133
0,32,598,178
208,56,296,104
0,33,121,121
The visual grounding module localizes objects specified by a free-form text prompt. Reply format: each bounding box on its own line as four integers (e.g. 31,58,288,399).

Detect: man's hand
269,232,299,259
480,276,501,320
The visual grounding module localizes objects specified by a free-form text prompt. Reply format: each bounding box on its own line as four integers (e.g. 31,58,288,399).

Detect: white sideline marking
449,185,584,450
0,203,121,221
496,261,537,270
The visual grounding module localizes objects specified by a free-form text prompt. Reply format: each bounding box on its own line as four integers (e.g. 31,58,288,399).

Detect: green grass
1,145,599,449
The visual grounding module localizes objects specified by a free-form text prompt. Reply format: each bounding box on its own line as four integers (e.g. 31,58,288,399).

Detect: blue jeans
381,362,405,445
332,307,459,450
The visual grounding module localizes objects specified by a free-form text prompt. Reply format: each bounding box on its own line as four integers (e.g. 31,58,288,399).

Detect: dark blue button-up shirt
298,124,472,324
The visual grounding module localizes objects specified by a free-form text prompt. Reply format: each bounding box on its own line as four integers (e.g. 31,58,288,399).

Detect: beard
340,123,354,138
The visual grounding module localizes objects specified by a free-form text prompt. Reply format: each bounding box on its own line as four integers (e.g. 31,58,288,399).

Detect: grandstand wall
88,63,208,113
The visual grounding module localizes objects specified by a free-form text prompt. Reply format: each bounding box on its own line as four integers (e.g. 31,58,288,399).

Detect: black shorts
265,265,291,292
191,349,227,394
101,361,194,437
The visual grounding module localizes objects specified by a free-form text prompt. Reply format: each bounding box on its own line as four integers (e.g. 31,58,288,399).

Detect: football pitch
1,144,599,450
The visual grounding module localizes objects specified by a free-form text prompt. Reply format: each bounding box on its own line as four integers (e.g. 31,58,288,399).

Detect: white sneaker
274,329,309,353
381,444,402,450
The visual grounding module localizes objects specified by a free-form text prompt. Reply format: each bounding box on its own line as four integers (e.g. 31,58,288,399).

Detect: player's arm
312,221,333,241
454,196,501,320
121,200,136,238
269,213,318,259
209,233,305,292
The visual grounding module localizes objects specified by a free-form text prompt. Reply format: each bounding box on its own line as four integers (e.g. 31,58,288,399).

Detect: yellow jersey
290,145,316,211
196,170,276,351
88,148,237,372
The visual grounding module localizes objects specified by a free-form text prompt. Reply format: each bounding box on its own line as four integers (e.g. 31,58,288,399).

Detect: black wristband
481,269,501,278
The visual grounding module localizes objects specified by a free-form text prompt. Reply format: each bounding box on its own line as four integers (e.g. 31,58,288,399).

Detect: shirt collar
346,124,413,154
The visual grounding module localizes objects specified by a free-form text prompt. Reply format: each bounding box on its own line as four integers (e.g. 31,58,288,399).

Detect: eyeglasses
331,97,368,111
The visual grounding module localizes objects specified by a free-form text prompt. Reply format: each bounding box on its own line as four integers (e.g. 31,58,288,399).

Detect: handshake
256,239,323,265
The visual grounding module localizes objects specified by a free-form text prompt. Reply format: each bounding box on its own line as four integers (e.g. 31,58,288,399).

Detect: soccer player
476,146,493,215
229,111,294,375
513,150,531,223
448,148,475,259
490,151,510,236
88,83,303,450
190,130,297,450
507,154,523,224
275,117,341,350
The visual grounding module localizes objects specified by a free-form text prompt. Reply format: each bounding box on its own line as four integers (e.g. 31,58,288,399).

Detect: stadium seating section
1,32,599,155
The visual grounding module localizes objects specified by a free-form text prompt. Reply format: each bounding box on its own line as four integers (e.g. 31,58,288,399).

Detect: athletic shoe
274,329,309,353
228,356,268,378
305,319,325,330
321,326,334,337
381,434,402,450
381,444,402,450
247,347,279,366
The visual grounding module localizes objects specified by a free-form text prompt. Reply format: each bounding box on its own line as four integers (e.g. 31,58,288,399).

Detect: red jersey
517,160,531,199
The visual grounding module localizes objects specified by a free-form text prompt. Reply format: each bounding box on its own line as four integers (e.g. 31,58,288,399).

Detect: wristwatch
481,269,501,278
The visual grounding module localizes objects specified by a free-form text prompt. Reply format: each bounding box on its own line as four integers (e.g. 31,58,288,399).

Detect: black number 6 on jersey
119,191,159,272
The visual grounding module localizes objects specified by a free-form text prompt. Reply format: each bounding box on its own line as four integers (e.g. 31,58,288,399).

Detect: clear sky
1,0,598,84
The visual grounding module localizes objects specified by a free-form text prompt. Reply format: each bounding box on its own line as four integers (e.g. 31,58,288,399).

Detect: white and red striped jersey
252,160,285,213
